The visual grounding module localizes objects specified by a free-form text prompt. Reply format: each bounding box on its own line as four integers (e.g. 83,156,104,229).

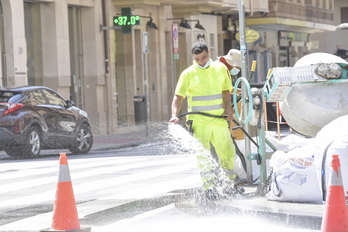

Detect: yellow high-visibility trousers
191,120,236,184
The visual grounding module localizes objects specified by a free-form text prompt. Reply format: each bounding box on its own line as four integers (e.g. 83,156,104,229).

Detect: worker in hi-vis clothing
169,42,242,200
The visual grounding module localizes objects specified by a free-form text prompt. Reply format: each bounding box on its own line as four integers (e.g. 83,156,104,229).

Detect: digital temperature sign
114,8,140,34
113,15,140,26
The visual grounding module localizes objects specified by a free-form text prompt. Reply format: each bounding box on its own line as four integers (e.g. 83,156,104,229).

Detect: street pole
238,0,253,185
172,24,179,94
143,32,150,137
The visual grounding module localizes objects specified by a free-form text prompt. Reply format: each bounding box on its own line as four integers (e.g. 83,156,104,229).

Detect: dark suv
0,86,93,158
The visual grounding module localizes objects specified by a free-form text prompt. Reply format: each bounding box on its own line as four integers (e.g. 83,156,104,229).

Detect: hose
233,77,253,124
321,141,334,202
177,111,259,149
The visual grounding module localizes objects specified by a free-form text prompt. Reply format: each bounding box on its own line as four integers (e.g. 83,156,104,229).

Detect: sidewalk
92,124,324,231
218,186,323,230
92,124,152,151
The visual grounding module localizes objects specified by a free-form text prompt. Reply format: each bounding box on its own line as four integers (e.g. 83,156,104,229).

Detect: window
24,2,43,86
30,90,46,105
210,33,216,60
0,92,19,103
341,7,348,24
42,89,66,108
305,0,312,5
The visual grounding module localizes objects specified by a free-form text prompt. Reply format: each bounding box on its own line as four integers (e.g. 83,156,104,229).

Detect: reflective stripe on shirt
190,93,223,112
192,93,222,101
192,104,223,111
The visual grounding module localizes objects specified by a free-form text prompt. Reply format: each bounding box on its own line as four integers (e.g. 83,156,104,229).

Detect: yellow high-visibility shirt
175,59,232,126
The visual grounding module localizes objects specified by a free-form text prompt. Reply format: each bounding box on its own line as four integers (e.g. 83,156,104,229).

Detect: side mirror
66,100,75,108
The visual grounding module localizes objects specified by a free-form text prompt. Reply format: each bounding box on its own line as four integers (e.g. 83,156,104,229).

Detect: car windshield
0,91,22,103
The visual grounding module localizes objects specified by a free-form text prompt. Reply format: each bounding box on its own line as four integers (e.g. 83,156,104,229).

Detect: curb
217,200,322,230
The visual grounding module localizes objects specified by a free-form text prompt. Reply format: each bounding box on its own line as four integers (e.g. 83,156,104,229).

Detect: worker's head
218,49,241,75
218,49,241,74
191,42,210,68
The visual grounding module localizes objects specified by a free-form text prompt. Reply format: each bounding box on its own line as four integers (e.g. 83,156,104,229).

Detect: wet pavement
217,186,323,230
91,124,325,230
0,123,325,230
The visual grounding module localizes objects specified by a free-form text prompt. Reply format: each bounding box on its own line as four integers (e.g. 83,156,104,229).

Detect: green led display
114,8,140,34
113,15,140,26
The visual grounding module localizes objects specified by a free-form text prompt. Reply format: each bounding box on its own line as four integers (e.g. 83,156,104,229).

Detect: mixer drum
279,53,348,137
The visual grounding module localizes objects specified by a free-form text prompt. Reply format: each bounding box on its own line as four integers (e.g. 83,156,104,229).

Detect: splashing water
94,123,320,232
166,123,241,199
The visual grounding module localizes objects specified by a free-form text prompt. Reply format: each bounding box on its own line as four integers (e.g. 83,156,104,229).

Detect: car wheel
4,145,24,158
4,126,41,158
22,126,41,157
69,124,93,154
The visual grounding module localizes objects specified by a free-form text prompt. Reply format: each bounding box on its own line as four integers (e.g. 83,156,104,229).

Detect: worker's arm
222,90,234,121
169,94,184,123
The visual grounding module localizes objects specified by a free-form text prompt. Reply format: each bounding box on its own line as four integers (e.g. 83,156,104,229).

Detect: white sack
268,115,348,203
268,144,322,203
234,154,247,180
235,132,312,184
266,131,313,151
314,136,348,201
313,115,348,201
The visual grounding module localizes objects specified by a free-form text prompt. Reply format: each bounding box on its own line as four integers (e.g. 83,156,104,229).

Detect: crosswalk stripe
0,155,200,215
99,203,176,230
0,155,195,194
0,172,200,231
0,156,148,181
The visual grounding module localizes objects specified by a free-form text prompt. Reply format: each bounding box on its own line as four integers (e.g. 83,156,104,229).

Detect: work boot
233,183,245,194
233,176,246,194
222,184,237,196
219,178,245,196
226,173,246,194
204,187,220,200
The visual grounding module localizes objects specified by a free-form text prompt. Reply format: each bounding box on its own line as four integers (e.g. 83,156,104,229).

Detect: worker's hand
223,109,234,121
169,116,179,124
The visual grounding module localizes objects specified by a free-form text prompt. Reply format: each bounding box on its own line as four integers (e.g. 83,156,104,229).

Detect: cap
219,49,241,69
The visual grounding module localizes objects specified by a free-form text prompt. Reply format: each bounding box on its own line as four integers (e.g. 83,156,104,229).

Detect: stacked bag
268,115,348,203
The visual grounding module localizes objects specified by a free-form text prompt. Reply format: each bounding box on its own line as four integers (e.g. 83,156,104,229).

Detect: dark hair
191,42,208,55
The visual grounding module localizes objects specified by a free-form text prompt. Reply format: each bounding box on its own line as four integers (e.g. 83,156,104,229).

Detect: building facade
246,0,335,81
310,0,348,56
0,0,334,136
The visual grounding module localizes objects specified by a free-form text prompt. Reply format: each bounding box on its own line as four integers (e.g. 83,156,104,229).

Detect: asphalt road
0,143,320,232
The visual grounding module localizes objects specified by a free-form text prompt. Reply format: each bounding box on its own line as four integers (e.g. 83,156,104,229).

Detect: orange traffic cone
321,154,348,232
41,153,90,232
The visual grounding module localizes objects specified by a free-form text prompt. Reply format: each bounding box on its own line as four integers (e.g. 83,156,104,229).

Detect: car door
28,89,51,132
41,89,78,143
